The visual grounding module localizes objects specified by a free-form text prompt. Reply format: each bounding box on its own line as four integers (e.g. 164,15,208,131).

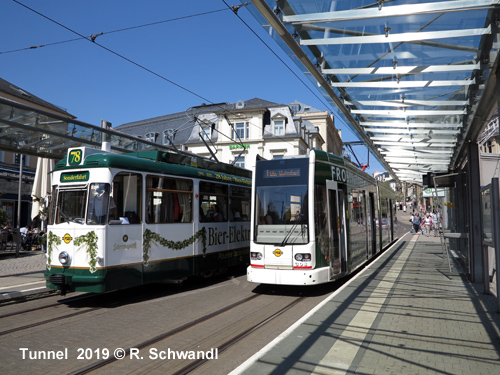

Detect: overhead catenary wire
11,1,302,152
10,1,364,164
220,0,371,166
1,6,230,55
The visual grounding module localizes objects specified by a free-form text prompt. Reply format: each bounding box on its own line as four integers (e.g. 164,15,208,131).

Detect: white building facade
116,98,341,170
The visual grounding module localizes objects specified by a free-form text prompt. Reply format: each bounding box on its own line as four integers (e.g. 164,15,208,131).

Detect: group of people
410,210,440,237
1,223,43,250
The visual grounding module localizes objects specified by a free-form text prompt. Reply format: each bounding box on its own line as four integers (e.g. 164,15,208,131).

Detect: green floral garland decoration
47,231,62,270
143,227,207,266
74,231,99,273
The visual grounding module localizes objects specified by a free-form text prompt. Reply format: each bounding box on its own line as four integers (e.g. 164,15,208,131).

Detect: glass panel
146,176,192,224
230,186,251,221
88,183,111,225
199,181,228,222
110,173,142,224
54,186,87,224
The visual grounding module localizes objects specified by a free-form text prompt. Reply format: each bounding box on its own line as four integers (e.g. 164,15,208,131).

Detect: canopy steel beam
345,99,469,107
283,0,499,24
301,26,490,46
364,128,460,135
324,64,479,76
360,121,463,128
333,80,474,88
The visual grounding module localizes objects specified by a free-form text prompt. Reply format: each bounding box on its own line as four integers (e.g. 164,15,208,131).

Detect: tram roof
53,148,252,186
247,0,500,184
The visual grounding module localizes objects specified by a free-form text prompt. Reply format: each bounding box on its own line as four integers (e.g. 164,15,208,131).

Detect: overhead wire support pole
16,154,23,257
491,178,500,312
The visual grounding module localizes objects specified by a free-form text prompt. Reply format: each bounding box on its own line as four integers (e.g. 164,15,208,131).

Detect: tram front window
54,186,87,224
254,158,309,245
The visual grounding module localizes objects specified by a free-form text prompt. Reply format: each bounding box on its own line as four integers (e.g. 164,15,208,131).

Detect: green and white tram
45,147,251,294
247,150,396,285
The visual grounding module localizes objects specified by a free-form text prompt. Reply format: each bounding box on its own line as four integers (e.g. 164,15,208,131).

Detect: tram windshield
254,158,309,245
53,185,88,225
52,183,112,225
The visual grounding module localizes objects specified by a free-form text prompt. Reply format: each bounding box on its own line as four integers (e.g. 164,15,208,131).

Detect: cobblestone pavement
0,252,46,276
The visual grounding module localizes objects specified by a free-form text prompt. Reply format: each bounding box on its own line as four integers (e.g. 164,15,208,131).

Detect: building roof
0,77,73,117
288,100,323,114
115,97,288,146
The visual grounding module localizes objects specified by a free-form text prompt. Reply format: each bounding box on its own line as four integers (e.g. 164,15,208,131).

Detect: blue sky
1,0,382,173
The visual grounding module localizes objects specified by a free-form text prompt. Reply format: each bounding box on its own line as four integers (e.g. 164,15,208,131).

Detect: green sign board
68,149,83,166
229,144,250,150
60,172,90,183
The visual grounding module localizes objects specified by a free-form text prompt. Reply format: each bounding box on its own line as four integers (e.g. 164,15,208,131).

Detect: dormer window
163,129,175,145
273,120,284,136
145,132,157,143
200,124,212,141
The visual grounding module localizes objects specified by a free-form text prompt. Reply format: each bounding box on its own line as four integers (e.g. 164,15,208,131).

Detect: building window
232,122,249,140
163,129,175,145
234,155,245,168
145,132,157,143
273,155,284,160
273,120,284,136
200,125,212,141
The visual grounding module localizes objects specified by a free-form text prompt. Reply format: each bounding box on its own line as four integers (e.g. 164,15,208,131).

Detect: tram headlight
59,251,71,266
295,253,311,262
251,252,263,260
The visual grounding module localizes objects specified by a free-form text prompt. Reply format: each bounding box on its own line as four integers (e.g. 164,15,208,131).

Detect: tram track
0,273,248,338
69,293,263,375
172,296,303,375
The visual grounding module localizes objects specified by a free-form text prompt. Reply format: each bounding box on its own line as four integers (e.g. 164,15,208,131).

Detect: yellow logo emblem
62,234,73,244
273,249,283,257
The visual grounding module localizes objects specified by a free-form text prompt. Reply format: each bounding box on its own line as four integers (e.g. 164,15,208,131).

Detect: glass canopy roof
0,97,173,159
247,0,500,183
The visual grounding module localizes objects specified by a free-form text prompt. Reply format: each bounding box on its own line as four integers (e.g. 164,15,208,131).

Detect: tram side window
110,173,142,224
199,182,227,222
88,183,112,225
146,176,193,224
350,190,365,227
229,186,250,221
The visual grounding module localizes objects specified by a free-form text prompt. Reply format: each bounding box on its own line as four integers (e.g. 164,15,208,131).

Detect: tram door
326,181,346,278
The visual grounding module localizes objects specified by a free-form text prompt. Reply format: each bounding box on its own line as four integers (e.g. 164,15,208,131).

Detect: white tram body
45,147,251,294
247,150,396,285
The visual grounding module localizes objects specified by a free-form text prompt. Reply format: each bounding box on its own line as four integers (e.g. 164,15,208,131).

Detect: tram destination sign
60,172,90,183
263,168,300,178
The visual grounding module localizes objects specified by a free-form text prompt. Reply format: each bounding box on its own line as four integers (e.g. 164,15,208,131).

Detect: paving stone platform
232,233,500,375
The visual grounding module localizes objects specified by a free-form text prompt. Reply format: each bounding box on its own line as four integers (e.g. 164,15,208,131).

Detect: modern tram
247,150,396,285
45,147,251,294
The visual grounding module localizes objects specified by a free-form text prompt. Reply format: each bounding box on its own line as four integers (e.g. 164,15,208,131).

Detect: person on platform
412,213,421,234
423,213,433,237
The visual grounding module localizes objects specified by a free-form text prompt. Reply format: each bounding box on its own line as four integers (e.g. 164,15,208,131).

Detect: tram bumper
247,266,329,285
46,271,106,294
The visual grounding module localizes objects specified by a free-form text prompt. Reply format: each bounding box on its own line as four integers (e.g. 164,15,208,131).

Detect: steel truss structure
248,0,500,183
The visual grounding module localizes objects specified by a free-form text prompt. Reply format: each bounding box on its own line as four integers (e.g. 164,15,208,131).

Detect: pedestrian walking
412,213,421,234
424,213,432,237
431,210,439,236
